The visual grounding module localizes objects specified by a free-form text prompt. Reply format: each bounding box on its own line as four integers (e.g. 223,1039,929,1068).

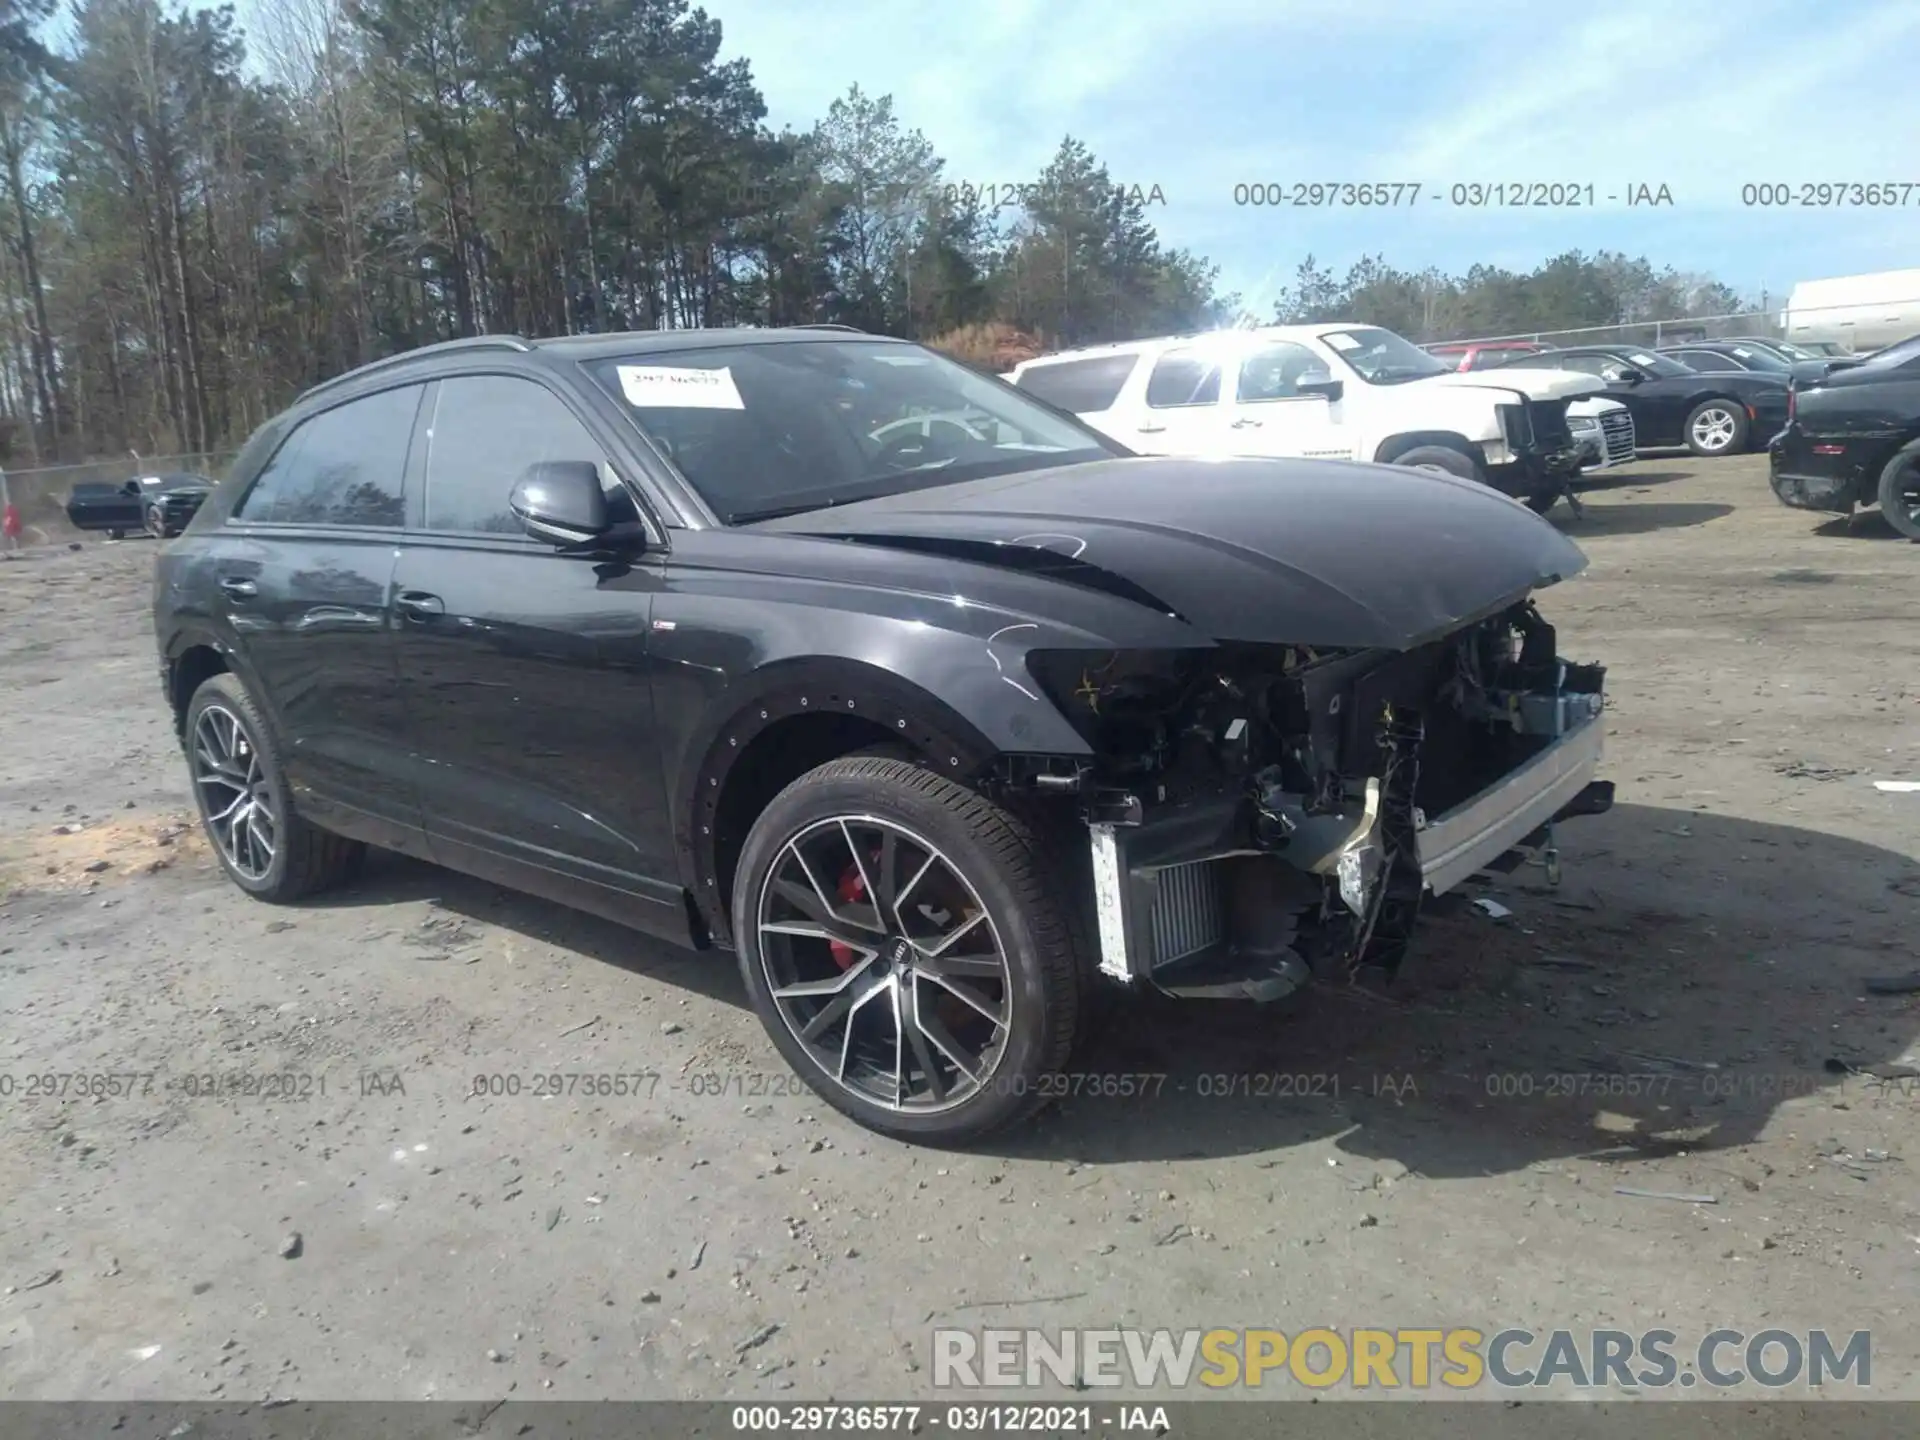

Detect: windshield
584,340,1115,523
1317,327,1453,384
1771,340,1819,360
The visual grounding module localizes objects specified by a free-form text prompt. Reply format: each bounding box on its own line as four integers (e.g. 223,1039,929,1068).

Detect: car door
210,382,425,844
1222,338,1355,459
1123,345,1230,454
387,371,683,933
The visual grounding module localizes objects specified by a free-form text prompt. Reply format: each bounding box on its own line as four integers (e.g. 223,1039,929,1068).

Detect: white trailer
1783,269,1920,354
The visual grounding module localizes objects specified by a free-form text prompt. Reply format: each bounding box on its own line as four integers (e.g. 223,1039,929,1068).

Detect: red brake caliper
829,862,867,971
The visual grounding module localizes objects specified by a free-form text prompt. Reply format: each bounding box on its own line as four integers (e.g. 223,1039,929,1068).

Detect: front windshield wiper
728,499,845,525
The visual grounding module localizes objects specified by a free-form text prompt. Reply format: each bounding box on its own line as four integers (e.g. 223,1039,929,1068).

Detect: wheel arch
679,658,1014,945
165,633,234,739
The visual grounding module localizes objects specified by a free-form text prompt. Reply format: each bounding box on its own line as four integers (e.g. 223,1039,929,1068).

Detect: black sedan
1496,345,1790,456
1657,341,1831,389
66,471,214,538
153,327,1612,1142
1770,333,1920,540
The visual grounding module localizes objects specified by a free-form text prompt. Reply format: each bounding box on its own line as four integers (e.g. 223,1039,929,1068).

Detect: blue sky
697,0,1920,315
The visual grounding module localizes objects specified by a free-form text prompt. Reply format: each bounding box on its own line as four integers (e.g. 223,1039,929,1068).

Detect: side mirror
1296,369,1344,402
511,461,610,549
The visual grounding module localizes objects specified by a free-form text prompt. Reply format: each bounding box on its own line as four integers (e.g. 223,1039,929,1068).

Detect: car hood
749,455,1589,650
1416,367,1608,401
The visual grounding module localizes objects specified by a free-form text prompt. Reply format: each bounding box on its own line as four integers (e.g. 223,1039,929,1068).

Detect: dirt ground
1,453,1917,1406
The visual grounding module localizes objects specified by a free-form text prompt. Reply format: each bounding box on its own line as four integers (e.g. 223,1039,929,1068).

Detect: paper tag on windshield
1323,333,1359,351
616,365,744,409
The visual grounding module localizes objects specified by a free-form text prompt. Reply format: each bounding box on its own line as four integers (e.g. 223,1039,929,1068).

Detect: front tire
184,673,366,902
1684,399,1747,456
1391,443,1486,485
732,756,1082,1143
1877,447,1920,541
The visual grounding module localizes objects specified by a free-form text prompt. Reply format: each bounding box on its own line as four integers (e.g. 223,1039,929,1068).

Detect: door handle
1230,417,1263,429
396,591,445,619
1136,423,1166,434
217,577,257,601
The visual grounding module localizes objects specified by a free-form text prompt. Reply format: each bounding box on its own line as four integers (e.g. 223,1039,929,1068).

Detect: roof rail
300,334,535,401
787,323,865,333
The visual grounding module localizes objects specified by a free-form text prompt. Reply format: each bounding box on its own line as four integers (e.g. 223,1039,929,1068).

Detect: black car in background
1498,345,1790,456
151,328,1613,1142
1770,333,1920,540
65,471,215,538
1656,341,1831,389
1716,336,1851,365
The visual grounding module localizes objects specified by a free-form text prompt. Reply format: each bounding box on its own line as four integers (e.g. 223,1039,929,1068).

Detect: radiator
1147,859,1228,967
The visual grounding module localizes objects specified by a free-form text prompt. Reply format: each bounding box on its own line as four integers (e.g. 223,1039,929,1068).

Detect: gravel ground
1,453,1917,1405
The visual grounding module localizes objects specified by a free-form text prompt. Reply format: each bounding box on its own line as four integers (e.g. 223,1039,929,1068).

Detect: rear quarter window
1012,354,1139,413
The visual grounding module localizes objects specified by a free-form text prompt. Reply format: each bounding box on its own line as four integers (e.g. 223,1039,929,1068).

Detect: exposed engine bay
1000,599,1613,1001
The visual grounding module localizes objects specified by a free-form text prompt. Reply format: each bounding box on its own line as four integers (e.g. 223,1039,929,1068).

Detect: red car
1423,340,1553,372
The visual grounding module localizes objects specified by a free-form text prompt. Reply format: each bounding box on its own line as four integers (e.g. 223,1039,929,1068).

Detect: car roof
532,327,911,362
298,327,911,403
1014,337,1182,368
1018,321,1388,371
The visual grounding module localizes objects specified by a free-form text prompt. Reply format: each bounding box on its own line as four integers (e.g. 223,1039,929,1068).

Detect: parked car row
1423,328,1920,539
1424,339,1792,457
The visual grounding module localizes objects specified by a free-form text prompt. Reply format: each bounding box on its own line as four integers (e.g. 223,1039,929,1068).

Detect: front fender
1368,391,1503,446
664,619,1141,879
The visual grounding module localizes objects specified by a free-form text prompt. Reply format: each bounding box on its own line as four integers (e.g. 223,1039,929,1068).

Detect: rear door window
1144,348,1222,408
1012,354,1140,413
235,384,422,526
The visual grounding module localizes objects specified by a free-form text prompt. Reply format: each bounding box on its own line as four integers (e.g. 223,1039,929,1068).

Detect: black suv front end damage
1005,601,1611,1002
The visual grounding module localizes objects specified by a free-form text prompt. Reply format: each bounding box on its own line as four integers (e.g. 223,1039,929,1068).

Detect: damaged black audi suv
153,326,1614,1142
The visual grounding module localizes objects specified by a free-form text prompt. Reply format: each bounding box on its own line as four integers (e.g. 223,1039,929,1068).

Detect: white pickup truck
1008,323,1609,512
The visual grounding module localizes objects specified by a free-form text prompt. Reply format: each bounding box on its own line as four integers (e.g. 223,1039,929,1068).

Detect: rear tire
1684,399,1747,456
732,755,1082,1144
184,673,367,903
1877,447,1920,541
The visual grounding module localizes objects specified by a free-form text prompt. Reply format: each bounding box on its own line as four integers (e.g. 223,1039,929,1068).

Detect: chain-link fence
1444,293,1920,352
1447,310,1785,348
1,450,240,547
